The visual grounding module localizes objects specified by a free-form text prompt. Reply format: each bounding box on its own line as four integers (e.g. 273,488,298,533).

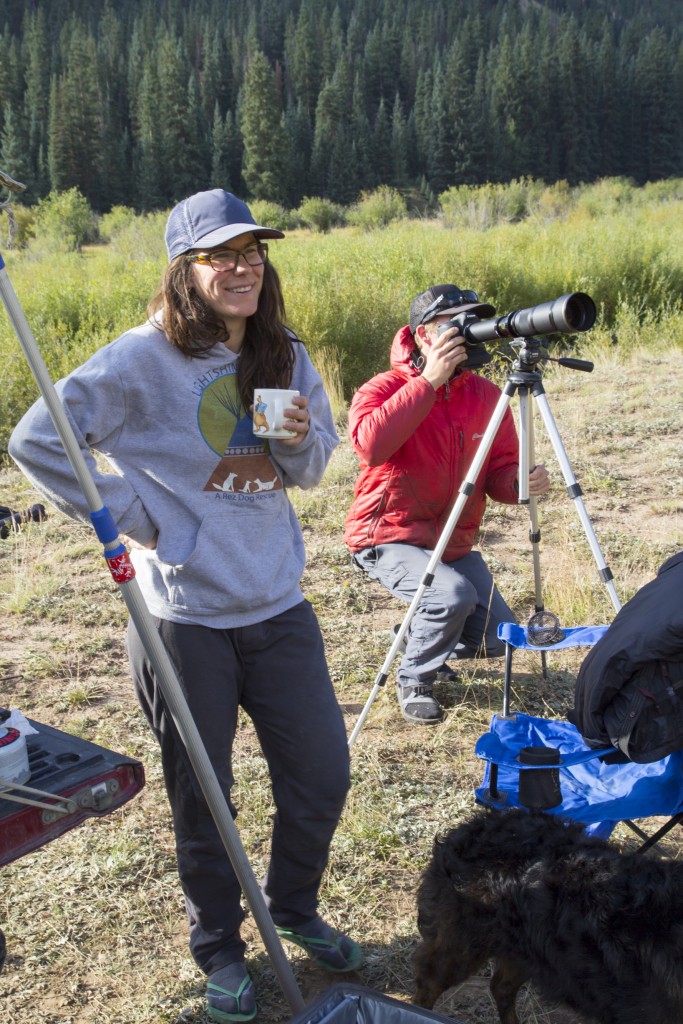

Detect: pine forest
0,0,681,214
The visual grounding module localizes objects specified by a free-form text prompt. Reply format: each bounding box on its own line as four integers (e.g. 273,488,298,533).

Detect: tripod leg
348,382,518,747
532,383,622,613
518,391,548,680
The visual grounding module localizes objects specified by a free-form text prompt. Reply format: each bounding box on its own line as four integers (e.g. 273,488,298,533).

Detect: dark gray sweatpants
126,600,350,976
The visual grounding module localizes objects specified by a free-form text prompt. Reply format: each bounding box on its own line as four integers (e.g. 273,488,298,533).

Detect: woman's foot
207,962,256,1023
275,916,362,972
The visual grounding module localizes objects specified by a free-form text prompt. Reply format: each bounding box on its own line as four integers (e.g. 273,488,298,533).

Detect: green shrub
104,211,167,263
2,179,682,455
346,186,408,230
247,199,299,232
0,202,35,249
639,178,683,204
98,205,139,242
575,177,638,218
26,188,98,254
531,180,576,221
296,196,345,233
439,178,545,231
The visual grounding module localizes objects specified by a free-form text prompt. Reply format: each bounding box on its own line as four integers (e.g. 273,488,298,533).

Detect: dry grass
1,347,682,1024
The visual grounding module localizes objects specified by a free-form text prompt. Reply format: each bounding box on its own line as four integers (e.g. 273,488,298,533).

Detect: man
344,284,549,726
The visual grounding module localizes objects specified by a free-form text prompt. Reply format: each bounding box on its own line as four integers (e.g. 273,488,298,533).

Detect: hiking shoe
397,682,444,725
435,662,458,683
275,917,362,972
207,962,256,1023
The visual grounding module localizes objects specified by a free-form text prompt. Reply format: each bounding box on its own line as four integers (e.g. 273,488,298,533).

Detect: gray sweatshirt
9,321,339,628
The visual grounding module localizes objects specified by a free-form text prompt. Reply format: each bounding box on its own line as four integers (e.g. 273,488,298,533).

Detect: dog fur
413,808,683,1024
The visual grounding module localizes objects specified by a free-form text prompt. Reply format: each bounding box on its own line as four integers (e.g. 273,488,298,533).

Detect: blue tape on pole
0,253,5,269
90,506,119,544
105,543,127,560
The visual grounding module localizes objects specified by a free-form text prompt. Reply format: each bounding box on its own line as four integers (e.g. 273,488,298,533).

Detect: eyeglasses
189,242,269,272
419,289,479,325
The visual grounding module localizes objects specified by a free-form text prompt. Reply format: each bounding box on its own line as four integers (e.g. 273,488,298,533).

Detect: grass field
1,344,683,1024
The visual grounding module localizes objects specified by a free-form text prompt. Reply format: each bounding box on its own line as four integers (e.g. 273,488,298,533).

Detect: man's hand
528,463,550,495
420,325,469,390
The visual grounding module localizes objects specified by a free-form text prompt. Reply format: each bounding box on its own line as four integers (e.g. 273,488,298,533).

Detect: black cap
409,284,495,334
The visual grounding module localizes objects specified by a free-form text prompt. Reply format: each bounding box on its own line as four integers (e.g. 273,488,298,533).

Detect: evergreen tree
0,30,23,137
327,124,360,204
211,103,232,191
156,34,196,202
390,92,409,188
47,25,103,204
633,27,679,182
240,49,287,201
290,2,322,119
467,55,492,184
372,97,392,187
427,65,453,193
224,110,244,196
310,76,338,196
281,99,312,206
22,7,51,197
594,22,624,179
442,43,476,185
554,16,595,183
132,62,164,209
0,102,25,183
199,30,232,125
487,33,524,181
350,70,374,190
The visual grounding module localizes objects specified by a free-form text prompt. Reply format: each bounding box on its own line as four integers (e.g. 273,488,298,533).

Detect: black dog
413,808,683,1024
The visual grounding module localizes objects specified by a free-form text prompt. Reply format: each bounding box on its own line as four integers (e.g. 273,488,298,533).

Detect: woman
9,189,360,1022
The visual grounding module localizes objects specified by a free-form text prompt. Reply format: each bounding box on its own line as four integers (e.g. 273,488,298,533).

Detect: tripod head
510,336,594,375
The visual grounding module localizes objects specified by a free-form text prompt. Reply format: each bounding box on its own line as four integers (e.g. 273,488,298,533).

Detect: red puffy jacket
343,325,520,561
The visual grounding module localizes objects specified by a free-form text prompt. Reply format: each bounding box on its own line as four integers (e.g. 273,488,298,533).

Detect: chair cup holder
518,745,562,809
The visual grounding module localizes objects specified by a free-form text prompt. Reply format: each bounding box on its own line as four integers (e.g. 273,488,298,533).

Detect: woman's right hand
121,530,158,550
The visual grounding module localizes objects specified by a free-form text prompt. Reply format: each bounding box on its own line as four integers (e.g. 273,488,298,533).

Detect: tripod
348,337,623,747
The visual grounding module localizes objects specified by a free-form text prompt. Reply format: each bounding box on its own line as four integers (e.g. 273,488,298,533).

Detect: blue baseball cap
165,189,285,261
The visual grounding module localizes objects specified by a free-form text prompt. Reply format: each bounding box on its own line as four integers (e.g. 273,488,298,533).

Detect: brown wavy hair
147,255,296,411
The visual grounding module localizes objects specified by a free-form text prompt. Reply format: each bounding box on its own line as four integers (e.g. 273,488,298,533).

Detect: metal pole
0,245,305,1013
517,390,548,679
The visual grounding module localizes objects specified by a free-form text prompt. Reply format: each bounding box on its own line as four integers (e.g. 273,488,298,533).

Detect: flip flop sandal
275,924,362,972
207,974,256,1023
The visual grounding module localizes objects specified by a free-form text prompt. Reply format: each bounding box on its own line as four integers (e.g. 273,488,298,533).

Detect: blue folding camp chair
475,623,683,850
498,621,609,716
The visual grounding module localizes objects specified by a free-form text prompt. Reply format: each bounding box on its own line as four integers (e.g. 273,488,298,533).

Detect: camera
437,292,597,370
436,318,493,369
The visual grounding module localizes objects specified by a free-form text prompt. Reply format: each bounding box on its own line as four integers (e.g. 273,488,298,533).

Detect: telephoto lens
461,293,596,345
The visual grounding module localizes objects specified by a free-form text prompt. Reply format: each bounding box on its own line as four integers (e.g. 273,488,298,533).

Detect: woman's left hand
278,395,310,447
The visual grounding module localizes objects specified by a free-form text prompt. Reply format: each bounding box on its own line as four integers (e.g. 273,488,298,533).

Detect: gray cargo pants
353,543,515,688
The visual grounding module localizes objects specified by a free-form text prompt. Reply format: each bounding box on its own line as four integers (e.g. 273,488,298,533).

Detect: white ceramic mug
252,389,300,438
